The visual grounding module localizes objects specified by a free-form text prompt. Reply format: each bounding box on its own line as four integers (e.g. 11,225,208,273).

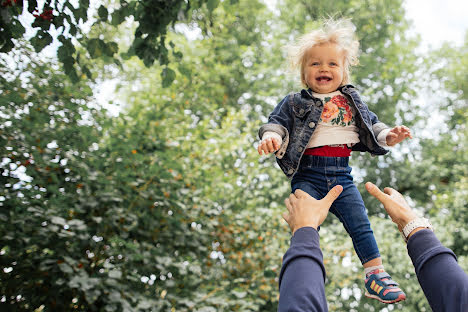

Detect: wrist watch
401,218,433,242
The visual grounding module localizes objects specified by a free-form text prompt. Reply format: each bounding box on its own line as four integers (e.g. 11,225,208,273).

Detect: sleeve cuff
261,131,283,146
407,229,457,273
291,227,320,247
377,128,391,147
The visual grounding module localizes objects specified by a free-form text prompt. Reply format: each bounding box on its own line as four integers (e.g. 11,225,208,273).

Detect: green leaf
98,5,108,20
161,67,176,88
173,51,183,60
178,64,191,78
111,9,126,26
103,41,118,57
87,38,103,58
30,32,53,53
207,0,220,12
82,65,92,79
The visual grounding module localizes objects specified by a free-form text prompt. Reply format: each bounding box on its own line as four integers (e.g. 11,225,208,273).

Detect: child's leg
291,167,328,201
327,179,380,264
328,170,405,303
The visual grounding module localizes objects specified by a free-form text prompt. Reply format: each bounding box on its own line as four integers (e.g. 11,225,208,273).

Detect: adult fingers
284,197,293,213
293,189,309,199
322,185,343,206
365,182,390,204
383,187,398,196
288,192,298,205
282,211,290,224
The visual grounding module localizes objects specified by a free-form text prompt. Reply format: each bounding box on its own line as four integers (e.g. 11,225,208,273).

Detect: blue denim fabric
291,155,380,264
258,85,390,179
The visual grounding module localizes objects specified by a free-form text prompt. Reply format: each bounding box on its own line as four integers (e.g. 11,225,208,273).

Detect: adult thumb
322,185,343,205
365,182,388,204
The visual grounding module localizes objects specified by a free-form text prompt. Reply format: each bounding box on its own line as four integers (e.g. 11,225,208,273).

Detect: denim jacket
258,85,389,179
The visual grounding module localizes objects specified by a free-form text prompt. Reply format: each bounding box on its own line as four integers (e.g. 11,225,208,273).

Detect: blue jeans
291,155,380,264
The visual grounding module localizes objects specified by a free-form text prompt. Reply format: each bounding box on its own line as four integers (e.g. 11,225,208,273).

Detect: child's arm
258,95,294,158
367,110,412,146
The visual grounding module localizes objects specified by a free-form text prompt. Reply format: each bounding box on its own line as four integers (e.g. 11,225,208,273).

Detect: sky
404,0,467,48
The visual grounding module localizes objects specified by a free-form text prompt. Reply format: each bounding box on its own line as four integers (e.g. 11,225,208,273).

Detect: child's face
304,43,345,94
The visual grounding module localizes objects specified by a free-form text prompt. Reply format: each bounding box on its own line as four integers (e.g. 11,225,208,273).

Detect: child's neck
311,89,341,97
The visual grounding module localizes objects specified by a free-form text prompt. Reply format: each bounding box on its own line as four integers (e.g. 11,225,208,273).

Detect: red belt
304,145,351,157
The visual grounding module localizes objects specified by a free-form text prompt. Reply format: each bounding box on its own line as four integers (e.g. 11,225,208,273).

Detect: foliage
1,0,467,311
0,0,217,84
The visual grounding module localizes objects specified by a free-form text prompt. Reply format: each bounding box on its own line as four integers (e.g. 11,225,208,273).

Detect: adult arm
407,229,468,312
278,187,342,312
366,182,468,311
278,227,328,312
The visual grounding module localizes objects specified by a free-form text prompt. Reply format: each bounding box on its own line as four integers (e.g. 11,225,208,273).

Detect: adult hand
283,186,343,234
365,182,418,232
386,125,412,146
258,137,280,155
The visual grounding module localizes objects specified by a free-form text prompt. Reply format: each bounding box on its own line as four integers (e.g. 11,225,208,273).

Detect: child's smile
305,43,345,94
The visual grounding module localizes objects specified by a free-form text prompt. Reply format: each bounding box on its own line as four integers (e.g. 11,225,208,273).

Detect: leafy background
1,0,467,311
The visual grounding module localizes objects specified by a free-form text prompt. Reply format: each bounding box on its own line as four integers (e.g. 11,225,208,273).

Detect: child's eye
330,62,337,66
310,62,320,66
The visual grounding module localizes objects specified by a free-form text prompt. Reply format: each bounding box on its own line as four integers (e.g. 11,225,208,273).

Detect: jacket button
287,169,294,175
308,122,315,128
299,108,305,114
297,147,303,152
316,100,322,105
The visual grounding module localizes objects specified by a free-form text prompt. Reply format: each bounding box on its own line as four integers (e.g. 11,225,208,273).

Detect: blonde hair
289,18,360,87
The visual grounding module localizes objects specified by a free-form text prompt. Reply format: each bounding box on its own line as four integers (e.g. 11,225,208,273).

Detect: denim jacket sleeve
258,94,293,159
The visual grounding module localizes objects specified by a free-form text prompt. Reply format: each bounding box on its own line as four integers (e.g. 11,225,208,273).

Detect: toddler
257,19,411,304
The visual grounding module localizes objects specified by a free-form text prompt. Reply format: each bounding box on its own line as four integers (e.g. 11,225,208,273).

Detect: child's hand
258,137,280,155
386,126,412,146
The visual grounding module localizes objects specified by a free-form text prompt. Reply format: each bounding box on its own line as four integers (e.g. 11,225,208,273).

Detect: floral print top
307,90,360,148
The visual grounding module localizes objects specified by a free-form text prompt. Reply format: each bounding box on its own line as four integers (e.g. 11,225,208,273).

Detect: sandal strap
375,272,391,279
381,279,399,286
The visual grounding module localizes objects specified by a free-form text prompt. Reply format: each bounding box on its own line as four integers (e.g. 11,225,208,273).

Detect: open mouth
316,76,332,82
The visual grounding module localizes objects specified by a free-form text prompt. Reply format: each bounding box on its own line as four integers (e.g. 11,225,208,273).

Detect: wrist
401,218,433,242
293,223,319,234
407,227,425,239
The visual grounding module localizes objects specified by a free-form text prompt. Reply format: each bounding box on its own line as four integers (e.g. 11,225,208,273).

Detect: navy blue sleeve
407,229,468,311
278,227,328,312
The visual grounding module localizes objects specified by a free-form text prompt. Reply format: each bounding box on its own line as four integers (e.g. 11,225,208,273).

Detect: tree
2,0,466,310
0,0,217,84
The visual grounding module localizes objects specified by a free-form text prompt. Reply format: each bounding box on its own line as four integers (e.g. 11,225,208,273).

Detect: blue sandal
365,271,406,304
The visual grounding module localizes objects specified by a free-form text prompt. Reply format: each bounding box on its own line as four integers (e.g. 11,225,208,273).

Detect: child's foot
364,269,406,304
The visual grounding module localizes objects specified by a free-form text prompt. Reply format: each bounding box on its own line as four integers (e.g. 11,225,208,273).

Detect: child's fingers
258,143,263,155
272,138,280,151
265,139,275,153
258,141,270,155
